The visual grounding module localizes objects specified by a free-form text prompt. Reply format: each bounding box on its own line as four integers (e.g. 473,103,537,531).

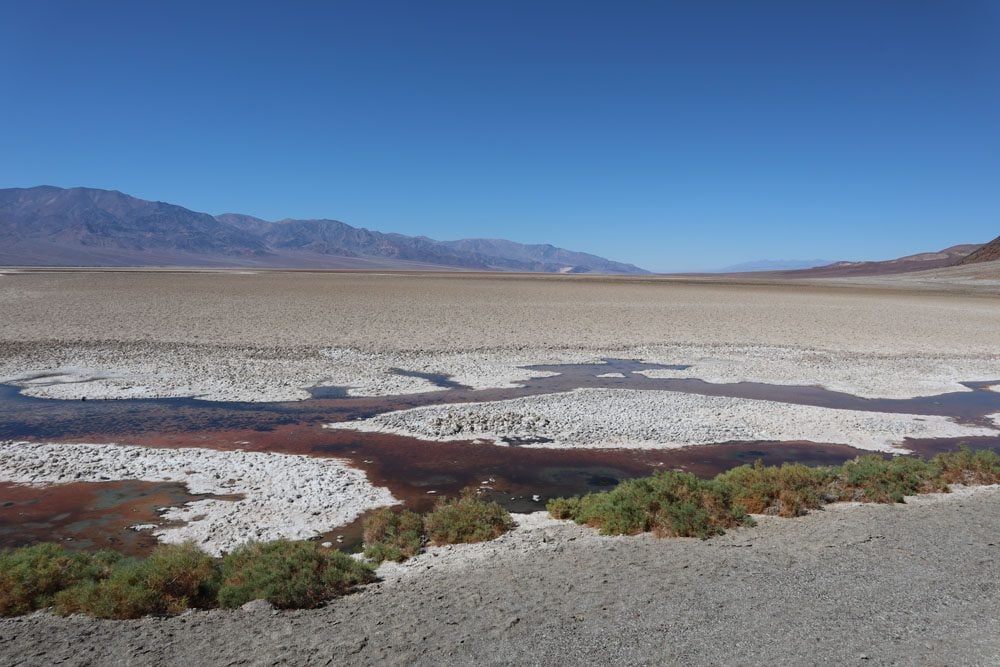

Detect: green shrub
717,461,832,517
548,471,753,539
545,496,582,520
932,446,1000,485
0,543,124,616
834,454,946,503
363,507,425,564
547,448,1000,540
423,491,515,545
217,540,374,609
54,542,219,619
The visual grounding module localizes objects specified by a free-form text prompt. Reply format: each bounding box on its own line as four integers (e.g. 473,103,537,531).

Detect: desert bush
0,543,124,616
717,461,832,517
833,454,946,503
423,490,515,545
932,445,1000,485
363,507,425,564
548,471,753,539
217,540,374,609
545,496,582,520
54,542,219,619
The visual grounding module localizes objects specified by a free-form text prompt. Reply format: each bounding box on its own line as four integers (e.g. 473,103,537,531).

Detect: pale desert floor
1,268,1000,665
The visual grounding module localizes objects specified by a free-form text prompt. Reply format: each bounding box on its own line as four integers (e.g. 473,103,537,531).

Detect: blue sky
2,1,998,271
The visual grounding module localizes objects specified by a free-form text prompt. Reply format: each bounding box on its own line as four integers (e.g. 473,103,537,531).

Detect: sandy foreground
1,488,999,666
2,270,1000,664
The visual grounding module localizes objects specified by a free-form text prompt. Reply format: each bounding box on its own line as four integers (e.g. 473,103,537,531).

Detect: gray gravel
2,488,999,666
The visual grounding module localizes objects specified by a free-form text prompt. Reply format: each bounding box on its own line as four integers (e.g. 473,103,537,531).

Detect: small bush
548,471,753,539
545,496,582,521
363,507,425,564
54,542,219,619
423,491,515,545
932,446,1000,485
0,544,124,616
218,540,374,609
834,455,946,503
717,461,832,517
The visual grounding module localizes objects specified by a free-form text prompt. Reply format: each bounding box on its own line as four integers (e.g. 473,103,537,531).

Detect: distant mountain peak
0,186,648,273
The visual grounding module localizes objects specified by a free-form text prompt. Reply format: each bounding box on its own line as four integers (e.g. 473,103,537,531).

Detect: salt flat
2,269,1000,665
1,270,999,404
1,269,998,353
333,388,995,452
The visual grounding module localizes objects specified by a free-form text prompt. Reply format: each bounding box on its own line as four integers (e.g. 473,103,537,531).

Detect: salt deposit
0,440,396,555
331,388,997,453
2,343,999,403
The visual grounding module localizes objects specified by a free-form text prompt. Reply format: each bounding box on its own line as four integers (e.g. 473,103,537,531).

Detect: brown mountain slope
744,244,982,278
958,235,1000,265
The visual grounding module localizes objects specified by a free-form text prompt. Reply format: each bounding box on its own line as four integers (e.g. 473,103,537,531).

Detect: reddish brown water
2,358,998,554
0,480,240,556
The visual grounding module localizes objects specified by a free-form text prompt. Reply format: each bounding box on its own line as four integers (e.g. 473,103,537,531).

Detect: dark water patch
901,435,1000,459
500,435,555,446
388,368,470,390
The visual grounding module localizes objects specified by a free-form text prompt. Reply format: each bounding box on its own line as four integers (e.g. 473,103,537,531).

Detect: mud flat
2,486,998,666
333,388,997,452
0,441,396,555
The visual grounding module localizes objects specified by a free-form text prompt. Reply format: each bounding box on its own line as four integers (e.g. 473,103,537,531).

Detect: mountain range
0,186,648,274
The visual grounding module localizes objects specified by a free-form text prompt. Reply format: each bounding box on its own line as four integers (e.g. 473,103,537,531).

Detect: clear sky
2,1,998,271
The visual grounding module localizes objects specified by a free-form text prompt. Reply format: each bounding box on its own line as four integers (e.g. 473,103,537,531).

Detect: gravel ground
2,488,998,666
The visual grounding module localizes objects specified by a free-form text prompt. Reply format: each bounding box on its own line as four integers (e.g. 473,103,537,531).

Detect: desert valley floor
1,266,1000,665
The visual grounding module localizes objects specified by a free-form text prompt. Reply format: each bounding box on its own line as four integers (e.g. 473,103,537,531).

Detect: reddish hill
752,244,982,278
958,235,1000,265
